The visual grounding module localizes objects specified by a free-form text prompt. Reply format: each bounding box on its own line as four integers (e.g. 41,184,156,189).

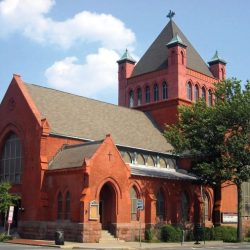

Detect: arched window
202,87,206,101
145,86,150,103
137,88,142,106
147,156,155,167
195,85,199,102
156,190,165,218
159,158,168,168
130,186,138,221
137,154,145,165
187,82,192,101
57,192,63,220
162,81,168,100
65,191,71,220
208,90,213,106
0,133,23,184
181,51,184,65
154,84,159,102
203,193,210,221
129,90,134,107
181,192,189,222
221,68,225,80
171,51,175,64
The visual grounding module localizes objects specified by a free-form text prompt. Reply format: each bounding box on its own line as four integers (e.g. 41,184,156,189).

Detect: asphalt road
147,245,250,250
0,243,53,249
1,243,250,250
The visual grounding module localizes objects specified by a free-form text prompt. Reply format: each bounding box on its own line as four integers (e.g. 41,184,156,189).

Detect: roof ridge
24,82,147,115
64,140,104,149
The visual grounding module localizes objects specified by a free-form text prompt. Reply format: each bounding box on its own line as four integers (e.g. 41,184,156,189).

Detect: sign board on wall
136,199,144,210
89,200,99,220
222,213,238,223
8,206,14,224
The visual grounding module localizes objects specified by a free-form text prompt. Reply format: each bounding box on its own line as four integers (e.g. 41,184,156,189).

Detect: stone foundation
111,223,145,241
18,221,101,242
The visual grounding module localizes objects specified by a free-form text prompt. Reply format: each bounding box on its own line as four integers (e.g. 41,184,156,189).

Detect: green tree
0,182,20,229
164,78,250,242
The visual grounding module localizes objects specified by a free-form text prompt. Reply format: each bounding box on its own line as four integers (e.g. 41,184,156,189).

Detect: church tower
208,51,227,81
117,49,136,106
117,13,226,130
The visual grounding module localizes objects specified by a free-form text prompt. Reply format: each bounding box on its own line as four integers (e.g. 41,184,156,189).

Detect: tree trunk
213,184,222,226
4,209,7,232
237,183,243,242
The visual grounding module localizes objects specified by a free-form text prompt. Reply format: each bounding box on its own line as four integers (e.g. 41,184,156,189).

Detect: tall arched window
221,68,225,80
156,190,165,218
181,192,189,222
208,90,213,106
171,51,175,65
202,87,206,101
57,192,63,220
203,193,209,221
65,191,71,220
187,82,192,101
0,133,23,184
137,88,142,106
181,51,184,65
129,90,134,107
130,186,138,220
145,86,150,103
162,81,168,100
195,85,199,102
154,84,159,102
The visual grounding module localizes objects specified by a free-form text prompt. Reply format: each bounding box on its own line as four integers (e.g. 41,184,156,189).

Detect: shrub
204,227,213,241
161,225,181,242
246,228,250,237
0,233,12,242
211,226,237,242
145,228,154,242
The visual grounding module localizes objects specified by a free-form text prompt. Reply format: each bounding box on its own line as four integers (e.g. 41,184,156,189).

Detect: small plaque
89,200,99,220
136,199,144,210
222,213,238,223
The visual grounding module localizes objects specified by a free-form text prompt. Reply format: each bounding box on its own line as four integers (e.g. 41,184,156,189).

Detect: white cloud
0,0,135,50
45,48,119,100
0,0,137,102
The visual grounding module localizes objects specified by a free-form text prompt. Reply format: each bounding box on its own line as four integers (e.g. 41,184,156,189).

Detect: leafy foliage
161,225,181,242
0,182,20,227
0,233,12,242
164,79,250,242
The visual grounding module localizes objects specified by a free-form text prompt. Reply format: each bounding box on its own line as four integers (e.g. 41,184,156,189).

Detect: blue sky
0,0,250,104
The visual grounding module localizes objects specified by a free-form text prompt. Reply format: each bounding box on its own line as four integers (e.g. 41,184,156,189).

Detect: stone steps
99,230,124,243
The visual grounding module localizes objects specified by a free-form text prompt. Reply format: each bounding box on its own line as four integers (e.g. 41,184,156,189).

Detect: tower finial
167,10,175,20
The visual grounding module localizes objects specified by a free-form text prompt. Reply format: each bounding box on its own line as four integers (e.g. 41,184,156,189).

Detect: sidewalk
5,238,250,249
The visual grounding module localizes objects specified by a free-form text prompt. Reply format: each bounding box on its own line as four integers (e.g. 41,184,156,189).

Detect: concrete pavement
4,238,250,249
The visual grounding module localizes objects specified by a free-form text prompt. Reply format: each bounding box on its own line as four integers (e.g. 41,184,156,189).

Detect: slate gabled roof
132,20,213,78
49,141,102,170
25,84,173,153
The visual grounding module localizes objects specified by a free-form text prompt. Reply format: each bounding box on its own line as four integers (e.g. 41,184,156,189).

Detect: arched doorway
99,183,117,230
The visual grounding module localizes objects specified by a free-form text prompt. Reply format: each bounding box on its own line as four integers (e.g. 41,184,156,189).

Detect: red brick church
0,16,246,242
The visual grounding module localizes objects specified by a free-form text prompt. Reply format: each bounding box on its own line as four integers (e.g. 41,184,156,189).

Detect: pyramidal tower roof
132,20,213,77
117,48,136,64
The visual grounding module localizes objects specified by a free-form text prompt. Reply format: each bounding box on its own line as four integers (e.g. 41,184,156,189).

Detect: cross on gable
108,151,112,161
